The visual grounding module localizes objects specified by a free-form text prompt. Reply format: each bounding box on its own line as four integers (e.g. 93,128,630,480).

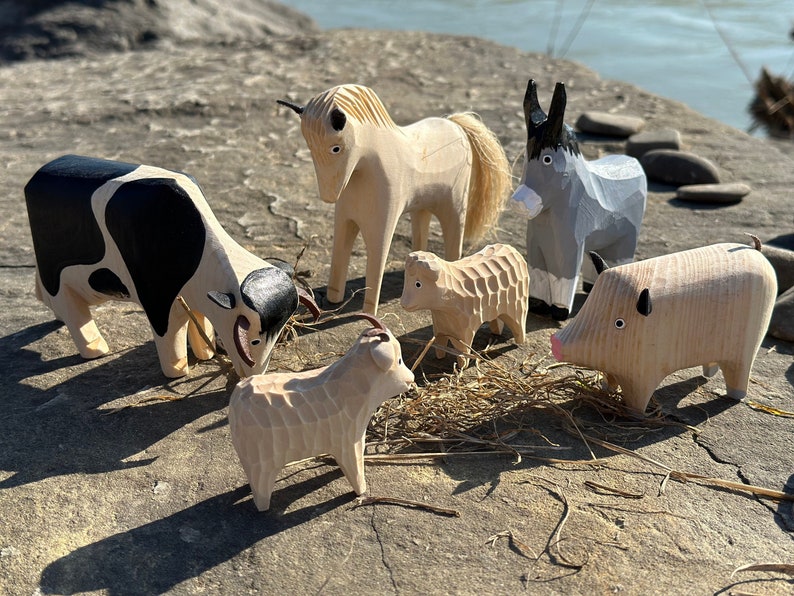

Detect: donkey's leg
410,209,432,252
327,217,360,305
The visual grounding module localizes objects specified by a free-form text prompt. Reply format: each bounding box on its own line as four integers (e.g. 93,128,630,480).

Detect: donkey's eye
614,318,625,330
415,280,422,288
542,154,553,165
330,145,342,154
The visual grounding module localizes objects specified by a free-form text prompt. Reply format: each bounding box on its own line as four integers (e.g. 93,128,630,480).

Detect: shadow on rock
0,321,233,489
39,478,353,595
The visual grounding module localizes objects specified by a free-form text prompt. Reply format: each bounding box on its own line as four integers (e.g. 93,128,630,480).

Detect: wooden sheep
512,79,647,321
25,155,318,378
400,244,529,369
228,315,414,511
551,238,777,414
278,84,511,315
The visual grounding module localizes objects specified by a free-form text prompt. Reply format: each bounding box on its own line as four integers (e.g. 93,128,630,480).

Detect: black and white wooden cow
25,154,318,378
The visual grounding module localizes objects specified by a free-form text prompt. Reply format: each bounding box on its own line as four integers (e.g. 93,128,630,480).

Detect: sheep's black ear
589,251,609,276
330,108,346,131
636,288,652,317
207,290,235,310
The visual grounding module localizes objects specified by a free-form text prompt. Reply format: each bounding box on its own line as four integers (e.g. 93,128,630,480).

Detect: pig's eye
251,339,261,346
542,154,553,166
415,281,422,288
614,318,625,330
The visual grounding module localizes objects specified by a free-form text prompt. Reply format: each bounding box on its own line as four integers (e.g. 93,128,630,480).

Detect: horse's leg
410,209,432,252
435,203,464,261
359,216,398,315
327,216,360,305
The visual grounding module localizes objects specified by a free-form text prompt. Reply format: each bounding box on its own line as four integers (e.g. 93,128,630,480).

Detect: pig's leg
614,374,660,415
187,311,215,360
327,216,360,305
50,285,110,359
719,361,750,400
410,209,432,252
702,362,719,378
336,437,367,495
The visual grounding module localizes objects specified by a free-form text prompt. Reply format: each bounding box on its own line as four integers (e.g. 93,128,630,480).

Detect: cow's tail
447,112,511,241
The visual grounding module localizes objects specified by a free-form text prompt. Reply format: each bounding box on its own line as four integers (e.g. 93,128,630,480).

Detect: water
287,0,794,133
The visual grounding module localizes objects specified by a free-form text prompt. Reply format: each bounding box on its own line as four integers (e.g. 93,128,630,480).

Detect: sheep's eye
330,145,341,154
542,154,553,165
415,281,422,288
614,318,625,330
251,338,261,346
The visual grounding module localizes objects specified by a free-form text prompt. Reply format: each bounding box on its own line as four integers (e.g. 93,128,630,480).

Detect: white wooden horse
279,84,511,315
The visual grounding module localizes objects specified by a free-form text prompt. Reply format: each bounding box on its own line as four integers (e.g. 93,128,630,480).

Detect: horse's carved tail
447,112,511,241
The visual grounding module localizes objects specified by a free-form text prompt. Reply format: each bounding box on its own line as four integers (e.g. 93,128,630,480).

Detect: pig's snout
550,333,563,361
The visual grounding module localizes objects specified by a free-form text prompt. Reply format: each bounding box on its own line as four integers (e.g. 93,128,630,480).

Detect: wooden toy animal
400,244,529,369
278,83,511,315
228,315,414,511
551,238,777,414
512,79,647,321
25,154,318,378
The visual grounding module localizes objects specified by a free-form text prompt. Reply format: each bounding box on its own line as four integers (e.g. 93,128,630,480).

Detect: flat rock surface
675,182,751,204
575,111,645,137
641,149,722,185
0,12,792,596
626,127,683,157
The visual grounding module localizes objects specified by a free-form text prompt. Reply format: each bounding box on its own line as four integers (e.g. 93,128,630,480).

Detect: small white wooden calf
228,316,414,511
551,238,777,413
400,244,529,369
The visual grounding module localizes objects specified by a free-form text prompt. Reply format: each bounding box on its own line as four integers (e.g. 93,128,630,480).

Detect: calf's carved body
551,241,777,413
25,155,311,378
229,320,414,511
400,244,529,368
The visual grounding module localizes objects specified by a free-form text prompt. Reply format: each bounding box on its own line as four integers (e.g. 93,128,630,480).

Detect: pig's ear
589,251,609,276
636,288,652,317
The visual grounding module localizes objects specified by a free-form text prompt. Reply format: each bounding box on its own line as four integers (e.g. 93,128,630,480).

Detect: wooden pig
512,79,647,321
228,316,414,511
278,84,511,315
551,238,777,413
400,244,529,369
25,155,318,378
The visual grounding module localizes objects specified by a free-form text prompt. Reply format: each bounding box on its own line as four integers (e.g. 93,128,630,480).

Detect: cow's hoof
550,305,570,321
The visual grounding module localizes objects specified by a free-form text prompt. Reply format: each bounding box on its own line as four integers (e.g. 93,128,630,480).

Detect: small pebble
626,128,682,157
640,149,720,185
675,182,750,204
575,111,645,137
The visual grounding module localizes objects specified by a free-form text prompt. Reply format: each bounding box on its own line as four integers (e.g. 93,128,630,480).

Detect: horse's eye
330,145,341,154
415,280,422,288
542,154,553,165
614,318,625,330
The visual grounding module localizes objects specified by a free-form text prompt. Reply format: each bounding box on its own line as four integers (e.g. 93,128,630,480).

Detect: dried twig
352,495,460,517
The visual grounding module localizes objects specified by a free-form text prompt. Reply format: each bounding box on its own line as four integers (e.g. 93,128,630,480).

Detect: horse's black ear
207,290,235,310
276,99,304,115
330,108,347,131
589,251,609,276
636,288,652,317
543,82,567,147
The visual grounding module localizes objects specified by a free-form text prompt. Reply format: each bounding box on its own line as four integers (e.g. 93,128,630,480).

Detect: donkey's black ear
330,108,347,131
589,251,609,276
636,288,652,317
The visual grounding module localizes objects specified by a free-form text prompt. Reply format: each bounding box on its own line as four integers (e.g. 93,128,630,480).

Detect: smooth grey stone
640,149,721,185
626,128,682,157
768,284,794,342
575,111,645,137
675,182,751,204
762,243,794,294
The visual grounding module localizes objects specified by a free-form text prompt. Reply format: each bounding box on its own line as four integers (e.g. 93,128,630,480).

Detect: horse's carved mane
303,84,397,131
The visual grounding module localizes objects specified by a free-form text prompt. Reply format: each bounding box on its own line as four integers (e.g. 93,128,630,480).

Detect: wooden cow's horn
298,288,321,321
